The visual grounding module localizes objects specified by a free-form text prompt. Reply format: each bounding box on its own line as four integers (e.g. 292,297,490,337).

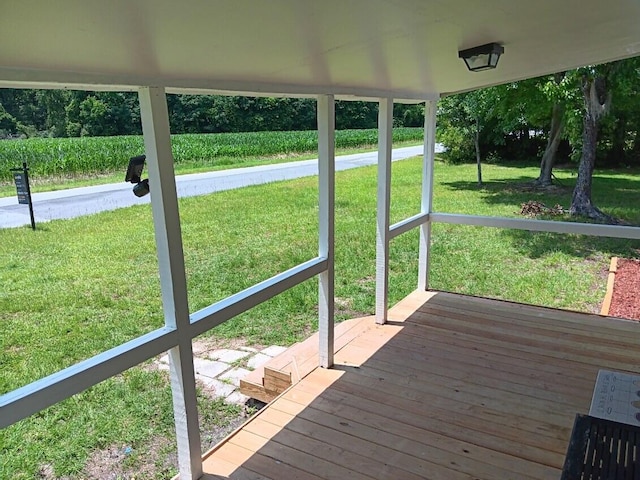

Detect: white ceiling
1,0,640,101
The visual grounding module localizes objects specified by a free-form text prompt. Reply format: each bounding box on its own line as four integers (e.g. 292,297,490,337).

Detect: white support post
317,94,335,368
418,100,437,291
138,87,202,480
375,98,393,324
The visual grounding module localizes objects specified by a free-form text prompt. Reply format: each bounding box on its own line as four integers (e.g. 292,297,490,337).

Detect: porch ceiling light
458,42,504,72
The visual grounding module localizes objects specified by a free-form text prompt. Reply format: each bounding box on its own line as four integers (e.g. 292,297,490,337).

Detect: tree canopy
436,56,640,222
437,57,640,170
0,91,424,139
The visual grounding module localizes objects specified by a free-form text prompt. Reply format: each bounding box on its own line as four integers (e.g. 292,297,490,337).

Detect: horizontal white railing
389,212,430,240
390,211,640,242
431,213,640,239
189,256,328,336
0,256,326,430
0,327,178,428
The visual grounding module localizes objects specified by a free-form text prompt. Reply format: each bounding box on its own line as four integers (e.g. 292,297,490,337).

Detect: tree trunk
536,102,565,186
535,72,565,187
475,120,482,187
570,105,597,214
570,74,612,221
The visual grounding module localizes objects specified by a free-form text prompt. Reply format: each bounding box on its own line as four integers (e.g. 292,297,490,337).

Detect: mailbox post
11,162,36,230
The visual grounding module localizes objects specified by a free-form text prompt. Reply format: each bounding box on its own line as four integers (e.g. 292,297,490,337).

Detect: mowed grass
1,158,640,478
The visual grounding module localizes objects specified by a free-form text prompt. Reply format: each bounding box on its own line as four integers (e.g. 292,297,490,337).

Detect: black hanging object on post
125,155,149,197
10,162,36,230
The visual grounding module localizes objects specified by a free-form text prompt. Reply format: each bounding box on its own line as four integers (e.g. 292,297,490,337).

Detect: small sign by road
13,171,30,205
10,162,36,230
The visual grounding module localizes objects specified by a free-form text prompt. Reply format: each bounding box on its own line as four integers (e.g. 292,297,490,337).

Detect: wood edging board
600,257,618,316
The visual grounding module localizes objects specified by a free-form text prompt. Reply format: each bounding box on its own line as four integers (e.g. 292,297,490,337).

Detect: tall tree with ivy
567,61,636,220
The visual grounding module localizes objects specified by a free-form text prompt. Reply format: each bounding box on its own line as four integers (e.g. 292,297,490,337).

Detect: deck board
202,290,640,479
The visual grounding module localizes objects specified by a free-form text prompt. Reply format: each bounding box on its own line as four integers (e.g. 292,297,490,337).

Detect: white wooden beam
418,100,437,291
317,94,336,368
431,213,640,239
390,212,430,240
190,257,327,336
0,67,440,103
375,98,394,324
0,328,177,428
138,86,202,480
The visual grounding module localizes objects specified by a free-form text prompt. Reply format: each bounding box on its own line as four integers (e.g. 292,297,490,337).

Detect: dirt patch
608,258,640,321
513,182,570,194
80,335,266,479
78,435,182,480
80,445,135,480
75,402,260,480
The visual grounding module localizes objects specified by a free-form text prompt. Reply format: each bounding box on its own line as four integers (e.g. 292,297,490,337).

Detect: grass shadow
440,172,640,219
439,171,640,261
504,229,640,260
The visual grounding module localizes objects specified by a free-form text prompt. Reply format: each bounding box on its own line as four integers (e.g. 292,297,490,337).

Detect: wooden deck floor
201,290,640,479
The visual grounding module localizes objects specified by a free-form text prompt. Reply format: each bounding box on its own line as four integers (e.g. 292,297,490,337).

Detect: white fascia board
0,68,437,103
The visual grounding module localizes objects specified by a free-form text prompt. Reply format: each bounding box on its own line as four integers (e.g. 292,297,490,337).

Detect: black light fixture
125,154,150,197
458,42,504,72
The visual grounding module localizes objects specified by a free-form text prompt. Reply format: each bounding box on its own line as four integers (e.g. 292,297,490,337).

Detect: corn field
0,128,422,182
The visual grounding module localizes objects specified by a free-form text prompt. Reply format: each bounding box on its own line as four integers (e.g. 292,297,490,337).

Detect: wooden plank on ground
600,257,618,315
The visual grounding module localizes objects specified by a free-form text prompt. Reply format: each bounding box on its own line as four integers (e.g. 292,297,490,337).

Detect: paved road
0,145,437,229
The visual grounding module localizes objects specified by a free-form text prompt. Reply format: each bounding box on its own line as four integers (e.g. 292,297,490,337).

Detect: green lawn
1,157,639,478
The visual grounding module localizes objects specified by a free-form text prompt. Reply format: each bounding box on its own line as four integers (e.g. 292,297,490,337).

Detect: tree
569,67,612,220
393,103,424,127
36,90,68,137
438,89,501,186
603,57,640,166
0,103,18,136
535,73,568,186
468,92,488,186
483,75,573,186
564,58,640,220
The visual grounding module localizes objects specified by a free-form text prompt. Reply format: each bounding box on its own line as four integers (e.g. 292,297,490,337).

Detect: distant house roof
2,0,640,100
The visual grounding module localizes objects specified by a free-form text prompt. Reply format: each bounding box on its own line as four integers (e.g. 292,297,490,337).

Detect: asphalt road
0,145,439,229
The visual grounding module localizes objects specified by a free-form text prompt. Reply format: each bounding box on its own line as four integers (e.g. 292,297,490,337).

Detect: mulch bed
608,258,640,321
